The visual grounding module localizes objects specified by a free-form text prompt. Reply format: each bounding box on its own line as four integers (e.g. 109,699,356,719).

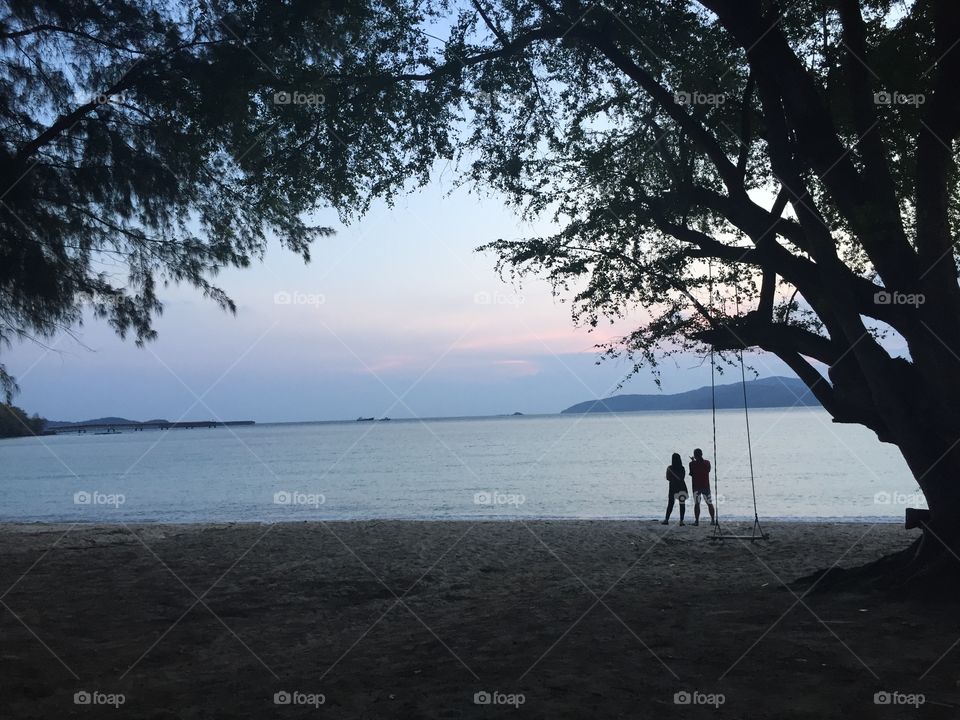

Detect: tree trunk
798,413,960,598
896,427,960,585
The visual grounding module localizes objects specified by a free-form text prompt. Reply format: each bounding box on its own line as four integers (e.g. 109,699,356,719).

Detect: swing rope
709,261,720,527
740,348,759,520
708,261,719,526
736,290,765,539
708,262,767,542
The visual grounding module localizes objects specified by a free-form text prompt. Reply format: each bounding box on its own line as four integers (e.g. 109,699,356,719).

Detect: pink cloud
491,359,541,377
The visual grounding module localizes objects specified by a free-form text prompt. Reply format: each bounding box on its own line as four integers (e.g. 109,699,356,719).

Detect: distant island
561,376,820,414
42,417,255,435
43,416,146,429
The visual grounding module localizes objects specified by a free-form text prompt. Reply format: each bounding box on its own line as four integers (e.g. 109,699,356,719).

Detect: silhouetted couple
661,448,716,526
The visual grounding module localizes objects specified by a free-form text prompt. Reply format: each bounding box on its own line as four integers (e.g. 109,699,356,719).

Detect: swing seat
710,518,768,542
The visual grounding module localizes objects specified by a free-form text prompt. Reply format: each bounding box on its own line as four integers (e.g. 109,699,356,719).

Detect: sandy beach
0,520,957,718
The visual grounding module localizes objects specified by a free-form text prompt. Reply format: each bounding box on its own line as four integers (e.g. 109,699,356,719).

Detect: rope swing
706,262,768,543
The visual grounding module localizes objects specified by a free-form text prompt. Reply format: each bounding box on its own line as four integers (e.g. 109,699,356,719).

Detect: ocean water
0,408,923,523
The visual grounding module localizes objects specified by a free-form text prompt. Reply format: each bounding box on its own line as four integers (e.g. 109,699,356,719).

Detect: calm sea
0,408,923,523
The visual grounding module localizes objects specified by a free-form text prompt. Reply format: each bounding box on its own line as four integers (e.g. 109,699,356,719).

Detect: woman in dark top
661,452,688,525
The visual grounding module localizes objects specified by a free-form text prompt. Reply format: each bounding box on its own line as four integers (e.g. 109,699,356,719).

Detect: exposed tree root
791,535,960,600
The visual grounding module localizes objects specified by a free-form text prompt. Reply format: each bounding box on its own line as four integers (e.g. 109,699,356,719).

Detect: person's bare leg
694,496,701,525
707,500,716,524
663,493,675,524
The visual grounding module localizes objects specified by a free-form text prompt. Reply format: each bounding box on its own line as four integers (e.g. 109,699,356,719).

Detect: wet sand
0,520,957,718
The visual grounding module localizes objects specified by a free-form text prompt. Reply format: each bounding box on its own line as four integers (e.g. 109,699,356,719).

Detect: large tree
3,0,958,587
360,0,960,590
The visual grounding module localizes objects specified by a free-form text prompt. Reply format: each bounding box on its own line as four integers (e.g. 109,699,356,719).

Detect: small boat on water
356,417,375,422
378,417,391,422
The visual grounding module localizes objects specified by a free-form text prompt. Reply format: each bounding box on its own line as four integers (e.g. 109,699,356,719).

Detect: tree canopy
0,0,452,398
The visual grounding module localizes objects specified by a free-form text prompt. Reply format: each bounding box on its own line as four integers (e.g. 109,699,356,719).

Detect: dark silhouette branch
0,23,149,53
701,0,919,291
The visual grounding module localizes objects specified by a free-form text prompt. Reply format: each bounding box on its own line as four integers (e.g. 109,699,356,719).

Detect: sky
5,177,799,423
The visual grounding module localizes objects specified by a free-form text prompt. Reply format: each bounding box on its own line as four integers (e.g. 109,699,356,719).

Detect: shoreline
0,515,912,527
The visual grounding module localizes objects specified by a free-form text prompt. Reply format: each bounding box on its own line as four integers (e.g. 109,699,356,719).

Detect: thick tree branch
470,1,510,46
750,73,839,263
577,28,745,198
690,186,809,254
837,0,916,278
0,23,148,53
700,0,920,291
695,317,839,366
649,209,916,338
360,26,564,83
758,268,776,318
735,72,755,180
776,350,888,436
916,0,960,293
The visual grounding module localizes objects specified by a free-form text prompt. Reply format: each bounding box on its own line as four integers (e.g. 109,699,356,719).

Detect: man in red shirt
689,448,716,526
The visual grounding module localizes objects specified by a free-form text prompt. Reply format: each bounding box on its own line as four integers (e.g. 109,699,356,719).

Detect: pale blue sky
7,177,797,423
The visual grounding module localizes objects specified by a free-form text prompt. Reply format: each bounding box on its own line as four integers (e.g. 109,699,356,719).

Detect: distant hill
561,376,820,414
44,416,155,429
